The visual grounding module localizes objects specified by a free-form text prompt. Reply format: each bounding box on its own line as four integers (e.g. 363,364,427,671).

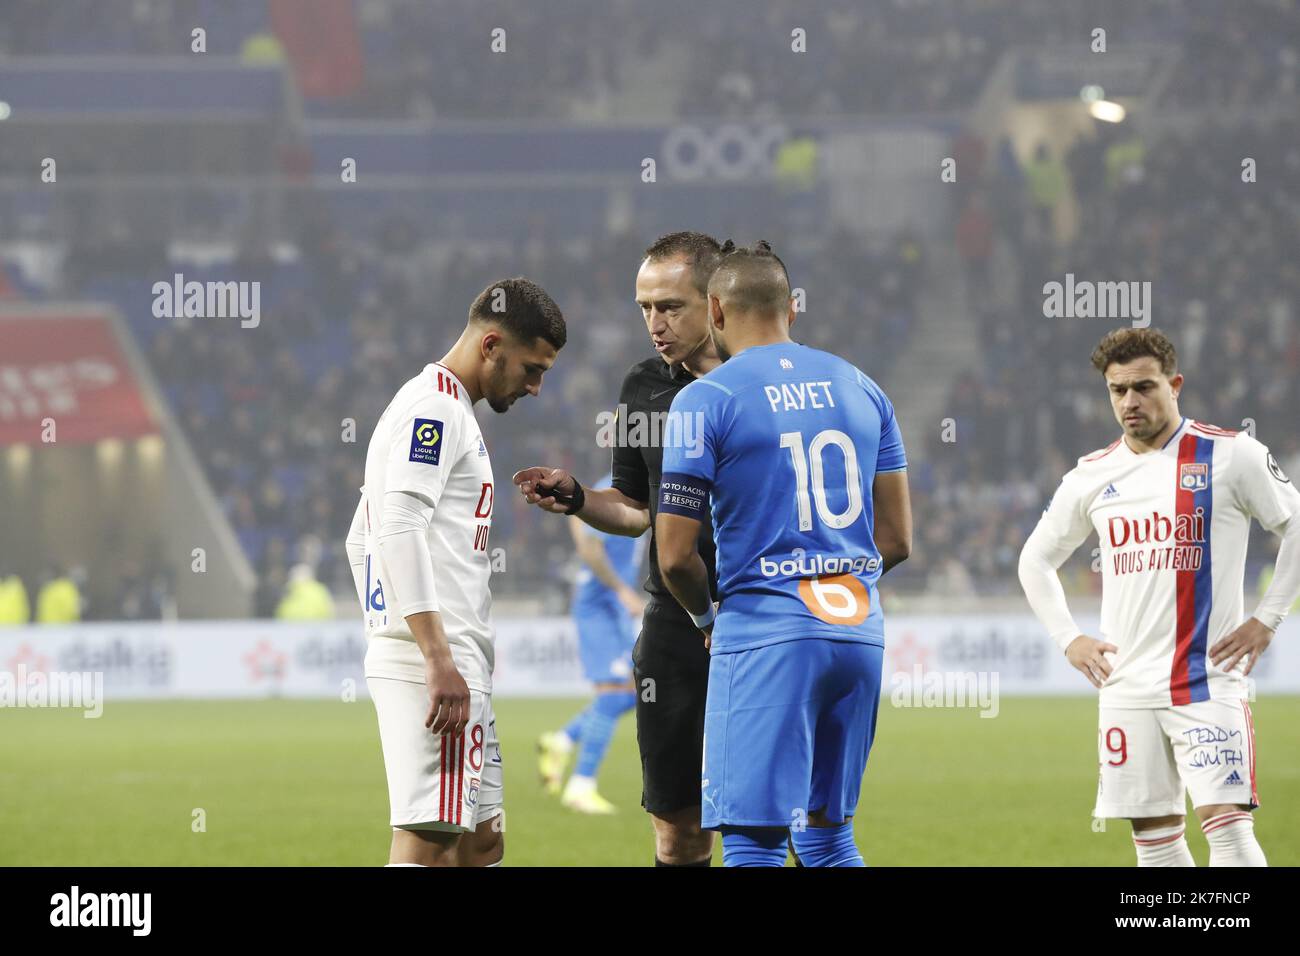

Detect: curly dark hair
1090,327,1178,376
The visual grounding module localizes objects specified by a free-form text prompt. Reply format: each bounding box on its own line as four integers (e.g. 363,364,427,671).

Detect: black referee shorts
632,601,712,816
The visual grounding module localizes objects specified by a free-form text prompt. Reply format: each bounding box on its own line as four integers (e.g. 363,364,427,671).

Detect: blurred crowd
0,563,174,624
1158,1,1300,109
6,0,1293,121
3,0,1297,618
896,114,1300,600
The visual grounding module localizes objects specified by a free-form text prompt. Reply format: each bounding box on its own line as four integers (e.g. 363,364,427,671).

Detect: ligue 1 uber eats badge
410,419,444,465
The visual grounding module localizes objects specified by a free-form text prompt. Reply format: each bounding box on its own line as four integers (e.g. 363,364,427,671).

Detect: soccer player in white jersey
1019,328,1300,867
344,278,565,866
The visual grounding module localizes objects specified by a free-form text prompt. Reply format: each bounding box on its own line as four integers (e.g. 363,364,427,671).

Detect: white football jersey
1028,418,1300,707
360,363,496,690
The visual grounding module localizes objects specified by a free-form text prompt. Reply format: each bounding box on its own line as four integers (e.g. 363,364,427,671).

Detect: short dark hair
469,277,566,350
707,239,791,314
642,231,724,297
1090,327,1177,377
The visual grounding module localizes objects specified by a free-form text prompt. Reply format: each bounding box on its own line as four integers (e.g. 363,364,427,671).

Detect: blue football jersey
659,342,906,653
573,473,644,613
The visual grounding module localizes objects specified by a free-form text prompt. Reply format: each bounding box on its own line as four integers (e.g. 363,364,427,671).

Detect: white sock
1201,811,1267,867
1132,822,1195,867
384,863,428,867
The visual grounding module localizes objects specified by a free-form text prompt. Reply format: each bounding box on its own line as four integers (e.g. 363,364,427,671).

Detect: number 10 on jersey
781,429,872,626
780,429,864,530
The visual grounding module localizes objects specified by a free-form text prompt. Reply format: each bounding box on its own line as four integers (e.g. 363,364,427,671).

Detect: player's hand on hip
423,657,471,737
617,585,646,618
1209,617,1274,676
1065,635,1117,689
701,623,713,652
512,466,575,514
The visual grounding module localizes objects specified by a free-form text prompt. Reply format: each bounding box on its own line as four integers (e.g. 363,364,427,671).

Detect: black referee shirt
610,356,719,626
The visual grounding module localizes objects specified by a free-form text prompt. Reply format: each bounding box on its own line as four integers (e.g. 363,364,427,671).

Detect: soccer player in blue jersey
655,241,913,867
538,473,646,813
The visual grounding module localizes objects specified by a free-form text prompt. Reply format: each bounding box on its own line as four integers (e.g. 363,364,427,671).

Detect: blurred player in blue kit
656,241,913,867
538,473,646,813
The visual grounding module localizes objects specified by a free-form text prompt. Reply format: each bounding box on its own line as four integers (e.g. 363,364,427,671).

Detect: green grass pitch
3,696,1296,866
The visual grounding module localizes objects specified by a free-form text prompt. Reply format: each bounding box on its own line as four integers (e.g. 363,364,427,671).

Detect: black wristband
550,476,586,515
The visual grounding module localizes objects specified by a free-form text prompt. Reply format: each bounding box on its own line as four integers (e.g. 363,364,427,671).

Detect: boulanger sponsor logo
757,549,878,626
798,574,871,626
758,548,879,578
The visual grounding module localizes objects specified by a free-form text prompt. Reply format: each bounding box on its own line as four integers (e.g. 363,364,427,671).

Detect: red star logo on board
5,643,53,675
243,639,287,682
887,631,931,676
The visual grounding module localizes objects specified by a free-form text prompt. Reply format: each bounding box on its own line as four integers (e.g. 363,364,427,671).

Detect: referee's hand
513,465,576,514
1065,635,1118,689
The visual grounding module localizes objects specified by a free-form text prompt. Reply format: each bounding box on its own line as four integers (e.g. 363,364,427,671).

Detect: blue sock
790,823,864,867
561,704,590,745
573,691,634,778
721,827,788,867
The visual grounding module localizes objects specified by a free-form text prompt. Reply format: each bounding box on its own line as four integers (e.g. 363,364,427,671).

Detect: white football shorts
1093,698,1258,819
368,675,504,832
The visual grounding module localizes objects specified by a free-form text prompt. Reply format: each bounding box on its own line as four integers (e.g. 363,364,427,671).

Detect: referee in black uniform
513,232,723,866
